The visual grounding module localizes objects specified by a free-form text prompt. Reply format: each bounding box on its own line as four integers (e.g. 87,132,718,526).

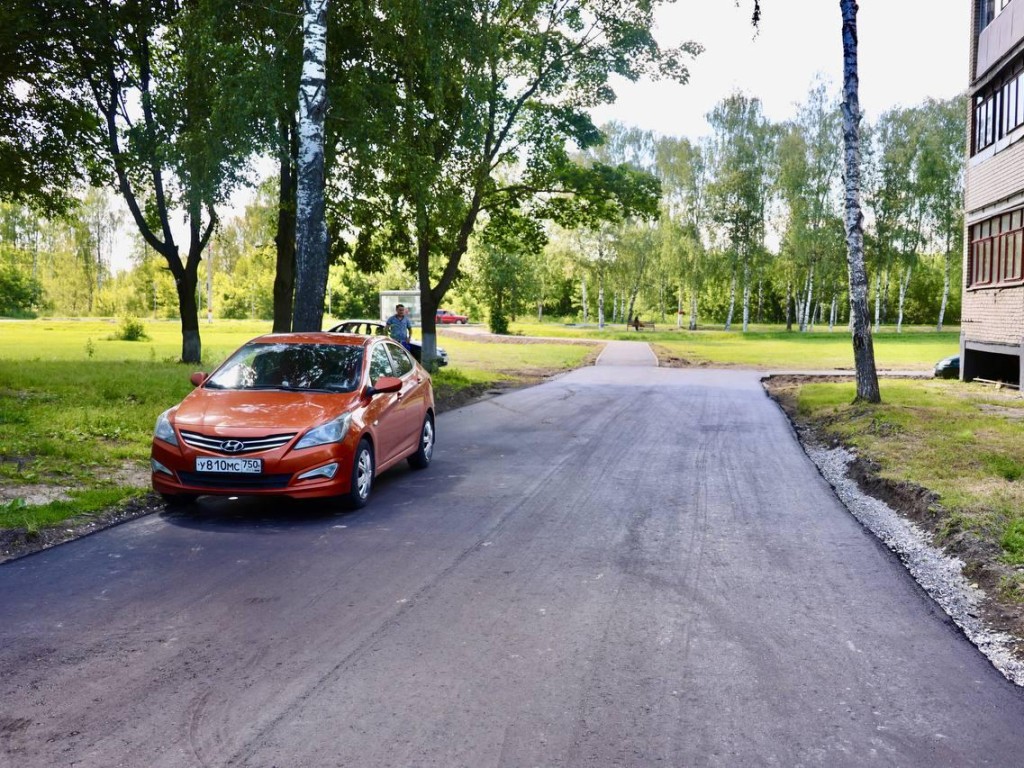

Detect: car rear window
205,343,364,393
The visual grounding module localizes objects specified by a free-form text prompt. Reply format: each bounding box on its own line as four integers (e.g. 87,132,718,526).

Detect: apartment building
963,0,1024,384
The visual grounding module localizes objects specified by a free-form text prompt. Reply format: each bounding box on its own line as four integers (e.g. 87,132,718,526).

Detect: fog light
297,463,339,481
151,458,174,476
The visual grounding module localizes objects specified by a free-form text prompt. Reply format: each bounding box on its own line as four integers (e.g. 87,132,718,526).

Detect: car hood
172,388,361,433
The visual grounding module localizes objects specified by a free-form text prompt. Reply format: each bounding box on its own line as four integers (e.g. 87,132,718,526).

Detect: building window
981,0,1014,29
973,56,1024,154
968,209,1024,288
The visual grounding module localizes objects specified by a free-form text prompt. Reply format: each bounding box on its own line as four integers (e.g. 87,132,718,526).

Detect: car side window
386,343,415,377
369,345,394,384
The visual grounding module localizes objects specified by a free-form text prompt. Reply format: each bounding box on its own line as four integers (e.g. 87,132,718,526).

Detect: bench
629,320,655,331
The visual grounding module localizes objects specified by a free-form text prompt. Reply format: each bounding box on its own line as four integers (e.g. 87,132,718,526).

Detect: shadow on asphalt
157,466,414,534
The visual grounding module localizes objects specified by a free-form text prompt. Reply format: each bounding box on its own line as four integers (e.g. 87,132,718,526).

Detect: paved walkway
595,340,658,367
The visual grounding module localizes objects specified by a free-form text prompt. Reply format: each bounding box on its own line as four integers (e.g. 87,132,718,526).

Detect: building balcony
978,0,1024,79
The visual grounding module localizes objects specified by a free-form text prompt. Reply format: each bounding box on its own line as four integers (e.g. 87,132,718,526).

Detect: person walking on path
385,304,414,352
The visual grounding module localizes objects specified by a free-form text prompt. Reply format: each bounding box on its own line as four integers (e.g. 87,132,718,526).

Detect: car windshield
205,343,363,393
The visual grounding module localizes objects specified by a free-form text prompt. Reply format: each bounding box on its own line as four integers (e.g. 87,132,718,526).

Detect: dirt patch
650,344,746,369
764,375,1024,658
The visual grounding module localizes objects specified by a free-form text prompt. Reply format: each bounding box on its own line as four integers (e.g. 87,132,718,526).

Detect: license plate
195,457,262,474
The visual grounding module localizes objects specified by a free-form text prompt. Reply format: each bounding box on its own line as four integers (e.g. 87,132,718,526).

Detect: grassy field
510,320,959,370
0,319,594,532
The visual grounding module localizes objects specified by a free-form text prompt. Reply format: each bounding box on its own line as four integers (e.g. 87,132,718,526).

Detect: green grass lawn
510,320,959,370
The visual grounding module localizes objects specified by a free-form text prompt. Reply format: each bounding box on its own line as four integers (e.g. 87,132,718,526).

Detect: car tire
408,414,435,469
346,438,374,509
160,492,198,506
460,319,467,324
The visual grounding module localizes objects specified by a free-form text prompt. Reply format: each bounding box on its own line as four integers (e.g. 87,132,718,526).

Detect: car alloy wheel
348,439,374,508
408,415,434,469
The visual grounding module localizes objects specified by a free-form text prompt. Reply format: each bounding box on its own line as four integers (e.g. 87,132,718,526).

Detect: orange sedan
151,332,435,508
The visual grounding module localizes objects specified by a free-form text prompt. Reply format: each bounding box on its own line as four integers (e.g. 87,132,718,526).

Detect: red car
435,309,469,324
151,332,435,508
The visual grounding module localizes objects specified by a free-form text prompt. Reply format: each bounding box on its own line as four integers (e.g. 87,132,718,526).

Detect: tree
777,82,843,333
352,0,686,368
867,106,924,334
292,0,330,332
706,92,774,332
656,136,712,330
0,263,43,316
35,0,270,361
917,97,965,332
470,211,546,333
0,0,98,214
752,0,879,401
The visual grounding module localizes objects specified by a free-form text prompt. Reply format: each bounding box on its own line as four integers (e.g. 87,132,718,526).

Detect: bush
115,316,149,341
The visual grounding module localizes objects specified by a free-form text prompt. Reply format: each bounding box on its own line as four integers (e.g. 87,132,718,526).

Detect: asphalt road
2,342,1024,767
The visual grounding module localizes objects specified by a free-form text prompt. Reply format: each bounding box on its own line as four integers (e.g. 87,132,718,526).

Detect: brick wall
961,281,1024,344
966,140,1024,213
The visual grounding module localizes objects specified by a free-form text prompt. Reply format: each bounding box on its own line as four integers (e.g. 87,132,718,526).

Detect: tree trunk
786,280,793,331
896,264,911,333
598,275,605,329
757,278,763,324
677,286,683,329
937,239,950,332
292,0,329,332
881,265,890,324
829,293,837,332
873,271,881,332
840,0,880,403
581,276,588,324
273,113,298,333
801,265,814,333
417,239,440,370
725,269,736,330
689,291,697,331
741,261,751,333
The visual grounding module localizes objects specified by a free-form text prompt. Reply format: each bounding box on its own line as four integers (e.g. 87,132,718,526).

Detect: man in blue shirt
385,303,414,351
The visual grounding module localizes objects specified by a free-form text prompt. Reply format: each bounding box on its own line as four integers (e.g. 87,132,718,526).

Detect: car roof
248,331,374,348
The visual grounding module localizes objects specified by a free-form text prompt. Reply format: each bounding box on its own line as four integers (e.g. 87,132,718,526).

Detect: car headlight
154,409,178,446
295,413,353,450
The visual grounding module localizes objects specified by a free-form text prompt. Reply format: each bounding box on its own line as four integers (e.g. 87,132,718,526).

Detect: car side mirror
365,376,402,396
190,372,208,387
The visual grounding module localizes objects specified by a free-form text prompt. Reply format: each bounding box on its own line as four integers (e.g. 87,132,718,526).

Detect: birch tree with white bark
752,0,879,401
292,0,329,332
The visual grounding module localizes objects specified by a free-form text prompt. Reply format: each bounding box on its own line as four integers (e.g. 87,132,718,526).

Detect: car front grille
177,471,293,489
179,430,296,455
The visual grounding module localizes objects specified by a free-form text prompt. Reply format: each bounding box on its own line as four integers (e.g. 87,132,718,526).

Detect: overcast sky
590,0,970,137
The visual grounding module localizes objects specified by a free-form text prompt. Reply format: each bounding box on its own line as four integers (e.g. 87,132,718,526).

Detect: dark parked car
934,355,960,379
328,320,449,367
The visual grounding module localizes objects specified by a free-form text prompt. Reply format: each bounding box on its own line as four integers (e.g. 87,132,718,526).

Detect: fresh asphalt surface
2,342,1024,767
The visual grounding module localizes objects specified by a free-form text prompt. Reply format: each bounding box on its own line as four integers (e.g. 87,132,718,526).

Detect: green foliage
114,316,149,341
0,263,43,316
0,0,100,213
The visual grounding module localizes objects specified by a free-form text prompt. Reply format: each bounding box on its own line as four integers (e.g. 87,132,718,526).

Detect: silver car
328,320,449,367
